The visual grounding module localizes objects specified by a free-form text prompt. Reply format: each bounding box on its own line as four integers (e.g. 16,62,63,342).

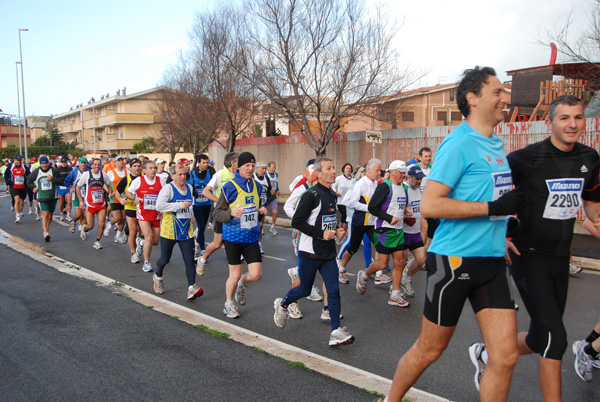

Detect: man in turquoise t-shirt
386,67,524,402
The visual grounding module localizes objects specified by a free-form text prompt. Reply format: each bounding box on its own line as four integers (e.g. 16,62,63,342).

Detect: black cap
61,156,68,163
110,153,118,158
14,154,23,161
238,152,256,167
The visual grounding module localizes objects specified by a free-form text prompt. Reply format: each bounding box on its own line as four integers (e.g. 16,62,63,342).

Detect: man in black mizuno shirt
469,95,600,401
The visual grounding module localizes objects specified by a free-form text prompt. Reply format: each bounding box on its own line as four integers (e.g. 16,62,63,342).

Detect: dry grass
11,236,47,255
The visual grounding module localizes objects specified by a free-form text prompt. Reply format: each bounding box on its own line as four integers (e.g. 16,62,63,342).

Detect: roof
371,82,511,105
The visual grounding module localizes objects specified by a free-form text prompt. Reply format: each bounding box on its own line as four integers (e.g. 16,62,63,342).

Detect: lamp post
18,28,29,160
15,61,22,155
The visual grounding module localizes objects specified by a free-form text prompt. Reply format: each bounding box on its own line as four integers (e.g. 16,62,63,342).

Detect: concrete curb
0,228,450,402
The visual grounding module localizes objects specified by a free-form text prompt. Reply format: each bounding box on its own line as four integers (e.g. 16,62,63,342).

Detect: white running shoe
287,302,303,319
28,208,32,215
65,214,73,222
36,213,41,221
569,262,583,276
235,284,246,305
573,340,593,382
273,298,288,328
187,285,204,301
401,277,415,296
388,293,410,307
338,270,349,284
374,273,392,285
320,308,343,321
93,240,102,250
223,301,240,318
356,270,368,295
59,213,64,221
196,258,206,276
329,327,354,346
287,267,299,283
469,342,486,391
270,225,278,235
307,285,323,302
259,242,264,255
153,274,164,294
43,231,50,242
80,227,88,241
103,224,111,237
135,237,144,256
142,261,153,273
130,253,140,264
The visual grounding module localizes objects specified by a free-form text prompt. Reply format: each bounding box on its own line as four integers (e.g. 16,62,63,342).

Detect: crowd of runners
2,65,600,401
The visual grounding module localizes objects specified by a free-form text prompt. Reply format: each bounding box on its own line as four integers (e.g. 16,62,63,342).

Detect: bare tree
541,0,600,64
191,6,260,152
230,0,417,156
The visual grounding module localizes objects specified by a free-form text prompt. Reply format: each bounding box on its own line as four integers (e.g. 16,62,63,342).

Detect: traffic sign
162,132,175,147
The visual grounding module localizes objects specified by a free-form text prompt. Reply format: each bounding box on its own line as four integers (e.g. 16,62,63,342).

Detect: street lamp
18,28,29,160
15,61,22,155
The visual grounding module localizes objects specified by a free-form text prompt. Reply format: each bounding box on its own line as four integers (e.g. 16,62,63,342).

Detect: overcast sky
0,0,592,118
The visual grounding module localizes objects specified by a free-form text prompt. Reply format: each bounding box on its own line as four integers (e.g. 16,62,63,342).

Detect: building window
451,111,462,121
401,111,414,122
437,111,448,121
449,88,455,102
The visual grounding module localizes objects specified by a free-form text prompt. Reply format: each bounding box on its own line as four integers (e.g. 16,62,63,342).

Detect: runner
64,157,90,234
273,157,353,346
27,156,60,242
152,164,204,300
126,160,165,272
332,162,354,231
76,158,112,250
266,161,280,234
196,152,239,276
385,66,523,401
155,158,169,182
55,156,73,222
469,94,600,400
3,154,30,224
115,158,143,262
355,160,411,307
212,152,267,319
105,155,130,243
400,165,427,297
337,158,381,284
254,161,272,254
190,154,214,258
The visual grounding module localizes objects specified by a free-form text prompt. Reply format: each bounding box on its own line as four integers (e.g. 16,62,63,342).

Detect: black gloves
488,189,524,216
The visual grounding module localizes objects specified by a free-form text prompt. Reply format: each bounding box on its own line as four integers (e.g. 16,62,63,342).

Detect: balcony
97,113,154,127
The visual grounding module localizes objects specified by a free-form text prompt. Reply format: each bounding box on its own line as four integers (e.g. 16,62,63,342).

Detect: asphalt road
1,193,599,401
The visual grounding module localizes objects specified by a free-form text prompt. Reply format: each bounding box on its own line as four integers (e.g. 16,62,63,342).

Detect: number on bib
144,194,158,210
91,190,103,204
241,205,258,229
40,178,52,191
543,178,584,220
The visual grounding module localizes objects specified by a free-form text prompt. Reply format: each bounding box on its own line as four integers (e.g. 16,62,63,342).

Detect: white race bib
543,178,583,220
321,214,337,231
58,185,67,190
40,178,52,191
490,171,513,221
14,176,24,185
91,190,103,204
241,205,258,229
176,205,192,219
409,200,421,218
143,194,157,210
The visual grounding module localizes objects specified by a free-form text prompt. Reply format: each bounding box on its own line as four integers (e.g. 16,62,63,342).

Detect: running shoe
259,242,264,255
36,213,41,221
307,285,323,302
223,301,240,318
287,267,299,283
287,302,303,319
339,270,349,284
142,261,153,273
356,270,368,295
320,308,343,321
70,220,76,233
103,224,111,237
401,277,415,296
194,242,201,259
389,284,406,297
43,231,50,242
93,240,102,250
270,225,278,235
329,327,354,346
573,340,593,382
153,273,164,294
121,234,128,244
187,285,204,301
59,213,64,221
80,227,88,241
28,207,31,215
388,294,410,307
135,237,144,256
469,342,486,391
65,214,73,222
374,273,392,285
569,262,583,276
235,284,246,305
273,298,288,328
196,258,206,276
131,252,140,264
114,233,121,243
15,214,21,224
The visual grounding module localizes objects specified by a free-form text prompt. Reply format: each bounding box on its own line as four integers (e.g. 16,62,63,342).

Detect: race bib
176,205,192,219
543,178,583,220
490,171,512,221
91,190,103,204
40,178,52,191
195,185,208,203
410,200,421,218
321,214,337,231
143,194,158,210
260,193,267,205
241,205,258,229
58,185,67,190
14,176,24,185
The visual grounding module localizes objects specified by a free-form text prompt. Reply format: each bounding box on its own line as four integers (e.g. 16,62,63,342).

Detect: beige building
0,124,30,148
28,116,51,142
54,87,167,154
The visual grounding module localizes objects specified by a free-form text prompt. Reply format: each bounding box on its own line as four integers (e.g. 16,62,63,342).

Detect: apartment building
54,87,167,154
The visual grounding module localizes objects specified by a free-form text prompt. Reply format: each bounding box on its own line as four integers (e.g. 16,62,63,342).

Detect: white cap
388,160,408,172
154,158,166,164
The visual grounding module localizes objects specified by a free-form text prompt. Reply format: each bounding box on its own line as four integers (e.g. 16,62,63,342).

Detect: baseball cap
388,160,408,172
61,156,68,163
79,157,88,163
408,165,426,178
177,158,190,165
305,164,316,182
208,159,214,165
14,154,23,161
115,154,126,161
110,153,118,158
40,156,50,164
154,158,166,164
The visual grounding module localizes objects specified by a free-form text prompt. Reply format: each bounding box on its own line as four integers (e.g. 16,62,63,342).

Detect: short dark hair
199,154,209,161
341,162,353,173
456,66,497,118
419,147,431,156
548,95,583,121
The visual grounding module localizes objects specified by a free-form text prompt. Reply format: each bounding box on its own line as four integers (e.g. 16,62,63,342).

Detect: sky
0,0,593,118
